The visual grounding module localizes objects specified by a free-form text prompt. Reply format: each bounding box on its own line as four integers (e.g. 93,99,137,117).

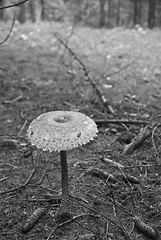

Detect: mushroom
27,111,98,214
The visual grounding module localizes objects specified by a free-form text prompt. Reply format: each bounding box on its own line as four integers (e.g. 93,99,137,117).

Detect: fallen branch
87,168,140,184
0,163,21,170
0,177,9,182
3,95,23,104
123,125,151,154
95,53,141,82
28,197,61,205
86,168,117,183
100,156,125,168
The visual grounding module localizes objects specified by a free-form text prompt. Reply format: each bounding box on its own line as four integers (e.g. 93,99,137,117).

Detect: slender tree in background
137,0,142,25
158,0,161,26
28,0,36,22
116,0,121,26
0,0,5,20
133,0,142,26
40,0,46,20
99,0,106,27
18,2,26,23
107,0,112,28
148,0,156,28
133,0,138,25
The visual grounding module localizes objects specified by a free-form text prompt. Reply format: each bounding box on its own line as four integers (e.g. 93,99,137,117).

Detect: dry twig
3,95,23,104
18,120,28,137
95,118,149,126
100,156,125,168
95,53,141,82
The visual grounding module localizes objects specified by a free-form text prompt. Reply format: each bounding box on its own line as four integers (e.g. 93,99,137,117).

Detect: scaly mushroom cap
27,111,98,152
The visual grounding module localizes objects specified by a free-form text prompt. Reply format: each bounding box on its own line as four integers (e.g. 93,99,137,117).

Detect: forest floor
0,21,161,240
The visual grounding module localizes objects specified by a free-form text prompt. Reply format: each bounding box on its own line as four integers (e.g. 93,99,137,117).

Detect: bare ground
0,22,161,240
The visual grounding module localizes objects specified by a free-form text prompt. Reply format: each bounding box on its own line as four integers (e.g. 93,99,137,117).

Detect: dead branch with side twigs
95,53,141,82
0,0,29,10
56,36,115,114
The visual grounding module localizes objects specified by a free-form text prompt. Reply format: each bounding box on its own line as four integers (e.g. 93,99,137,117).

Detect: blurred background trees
0,0,161,28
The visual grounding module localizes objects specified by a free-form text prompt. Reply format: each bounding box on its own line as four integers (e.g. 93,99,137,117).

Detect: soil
0,22,161,240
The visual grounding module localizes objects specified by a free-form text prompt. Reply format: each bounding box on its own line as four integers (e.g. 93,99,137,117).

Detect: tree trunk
158,0,161,27
99,0,106,27
107,0,112,28
116,0,120,26
18,3,26,24
133,0,138,25
137,0,142,25
0,0,5,21
148,0,156,28
28,0,36,22
133,0,143,26
40,0,46,21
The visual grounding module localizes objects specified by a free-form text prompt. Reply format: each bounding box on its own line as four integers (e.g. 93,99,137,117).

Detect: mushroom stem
60,150,69,212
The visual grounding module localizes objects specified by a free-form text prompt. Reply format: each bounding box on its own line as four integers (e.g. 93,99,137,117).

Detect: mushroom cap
27,111,98,152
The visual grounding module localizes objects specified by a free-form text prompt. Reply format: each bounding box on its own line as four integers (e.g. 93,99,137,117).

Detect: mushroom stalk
60,150,69,212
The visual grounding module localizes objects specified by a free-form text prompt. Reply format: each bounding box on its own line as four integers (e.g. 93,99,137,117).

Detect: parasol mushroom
27,111,98,214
